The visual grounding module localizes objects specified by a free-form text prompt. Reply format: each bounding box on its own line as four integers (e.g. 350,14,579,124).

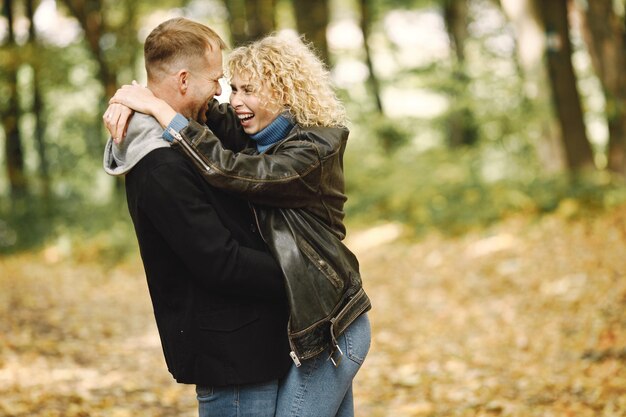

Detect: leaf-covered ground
1,207,625,416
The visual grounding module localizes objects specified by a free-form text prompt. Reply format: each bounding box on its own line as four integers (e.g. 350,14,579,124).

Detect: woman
105,33,371,417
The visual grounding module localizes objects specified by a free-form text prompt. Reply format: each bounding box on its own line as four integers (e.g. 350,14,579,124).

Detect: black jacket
124,146,291,385
168,100,371,364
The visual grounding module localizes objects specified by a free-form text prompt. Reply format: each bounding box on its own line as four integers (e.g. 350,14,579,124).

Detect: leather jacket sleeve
204,99,251,152
176,119,327,208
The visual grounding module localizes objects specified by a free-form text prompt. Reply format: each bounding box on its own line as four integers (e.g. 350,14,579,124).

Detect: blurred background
0,0,625,251
1,1,626,416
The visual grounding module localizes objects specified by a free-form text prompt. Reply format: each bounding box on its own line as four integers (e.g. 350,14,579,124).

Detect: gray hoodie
103,113,170,176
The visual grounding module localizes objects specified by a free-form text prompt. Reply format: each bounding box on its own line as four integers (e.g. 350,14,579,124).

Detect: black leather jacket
168,100,371,364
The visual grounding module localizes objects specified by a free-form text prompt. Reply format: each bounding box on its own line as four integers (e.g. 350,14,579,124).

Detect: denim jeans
275,313,371,417
196,380,279,417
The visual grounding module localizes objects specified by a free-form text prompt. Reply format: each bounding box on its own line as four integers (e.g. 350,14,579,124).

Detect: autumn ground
1,207,625,417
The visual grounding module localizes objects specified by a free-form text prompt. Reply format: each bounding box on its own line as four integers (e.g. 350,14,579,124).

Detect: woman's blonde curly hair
227,33,347,127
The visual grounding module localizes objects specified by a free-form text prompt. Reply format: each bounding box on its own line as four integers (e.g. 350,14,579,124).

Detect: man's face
184,47,223,123
229,73,283,135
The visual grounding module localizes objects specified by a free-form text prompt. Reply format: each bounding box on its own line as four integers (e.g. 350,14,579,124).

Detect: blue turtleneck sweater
250,114,295,153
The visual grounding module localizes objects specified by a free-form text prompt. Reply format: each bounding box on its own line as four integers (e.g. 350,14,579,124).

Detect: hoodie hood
103,113,171,176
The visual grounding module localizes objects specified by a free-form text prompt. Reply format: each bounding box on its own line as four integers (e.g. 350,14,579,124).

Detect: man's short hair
144,17,227,81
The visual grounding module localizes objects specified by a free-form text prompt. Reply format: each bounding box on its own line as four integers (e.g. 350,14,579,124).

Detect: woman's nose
230,93,241,107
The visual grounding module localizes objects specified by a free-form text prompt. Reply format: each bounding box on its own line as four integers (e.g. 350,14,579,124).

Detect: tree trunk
26,0,50,200
60,0,129,156
1,0,28,198
244,0,276,40
222,0,276,46
358,0,384,114
222,0,248,46
443,0,469,62
292,0,330,65
499,0,566,173
576,0,626,174
61,0,117,97
443,0,478,147
535,0,595,171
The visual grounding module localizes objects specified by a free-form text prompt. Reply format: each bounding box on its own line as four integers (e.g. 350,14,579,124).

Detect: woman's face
229,72,283,135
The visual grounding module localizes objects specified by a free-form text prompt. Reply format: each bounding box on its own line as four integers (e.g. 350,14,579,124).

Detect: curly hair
227,34,347,127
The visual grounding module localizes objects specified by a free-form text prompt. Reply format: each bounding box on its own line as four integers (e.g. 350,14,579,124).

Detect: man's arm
140,155,285,299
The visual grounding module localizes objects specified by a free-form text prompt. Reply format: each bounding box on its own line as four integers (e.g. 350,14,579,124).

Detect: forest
1,0,625,416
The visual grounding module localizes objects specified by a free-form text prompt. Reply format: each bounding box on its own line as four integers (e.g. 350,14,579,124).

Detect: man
102,18,291,416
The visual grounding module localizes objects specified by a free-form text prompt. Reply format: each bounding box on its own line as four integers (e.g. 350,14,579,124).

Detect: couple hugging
103,17,371,417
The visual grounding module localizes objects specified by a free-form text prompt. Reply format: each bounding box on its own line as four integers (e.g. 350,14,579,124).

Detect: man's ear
177,69,190,94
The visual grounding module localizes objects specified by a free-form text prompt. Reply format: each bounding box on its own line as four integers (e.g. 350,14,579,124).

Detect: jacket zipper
172,127,308,369
287,319,302,367
248,203,267,243
168,128,212,173
249,195,302,366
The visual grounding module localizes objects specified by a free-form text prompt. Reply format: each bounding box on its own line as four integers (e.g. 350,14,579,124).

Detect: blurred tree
223,0,248,45
293,0,330,65
535,0,595,171
576,0,626,174
222,0,276,45
358,0,384,114
60,0,116,99
498,0,566,173
243,0,276,40
442,0,478,146
1,0,28,198
25,0,50,199
59,0,141,155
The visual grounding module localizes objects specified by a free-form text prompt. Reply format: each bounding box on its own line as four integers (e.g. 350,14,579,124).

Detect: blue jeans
276,313,371,417
196,380,279,417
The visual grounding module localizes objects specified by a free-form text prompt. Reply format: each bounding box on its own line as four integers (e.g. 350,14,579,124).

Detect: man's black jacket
125,146,291,386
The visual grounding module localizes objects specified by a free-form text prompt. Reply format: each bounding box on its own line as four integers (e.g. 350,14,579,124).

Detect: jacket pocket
196,308,259,332
298,238,342,289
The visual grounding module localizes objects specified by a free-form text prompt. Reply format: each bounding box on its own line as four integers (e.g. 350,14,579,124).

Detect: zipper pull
289,351,302,367
168,127,183,142
329,343,344,367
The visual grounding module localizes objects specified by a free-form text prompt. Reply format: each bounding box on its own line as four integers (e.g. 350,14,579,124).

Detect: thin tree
442,0,478,147
222,0,276,46
535,0,595,171
222,0,248,46
576,0,626,174
60,0,117,100
25,0,50,200
358,0,384,114
59,0,139,157
498,0,566,173
292,0,330,65
1,0,28,198
245,0,276,40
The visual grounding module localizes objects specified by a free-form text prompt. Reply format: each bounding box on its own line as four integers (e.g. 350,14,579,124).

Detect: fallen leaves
0,206,625,416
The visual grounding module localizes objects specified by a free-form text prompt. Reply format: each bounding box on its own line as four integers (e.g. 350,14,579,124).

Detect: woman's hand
109,81,161,115
103,103,134,144
108,81,178,130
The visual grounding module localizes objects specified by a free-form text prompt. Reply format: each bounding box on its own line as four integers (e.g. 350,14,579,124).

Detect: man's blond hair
144,17,227,82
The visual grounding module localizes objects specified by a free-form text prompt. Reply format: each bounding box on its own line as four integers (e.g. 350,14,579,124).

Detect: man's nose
215,83,222,97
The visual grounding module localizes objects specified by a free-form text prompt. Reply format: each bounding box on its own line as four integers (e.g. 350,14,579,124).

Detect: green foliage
0,0,624,262
0,193,138,265
344,118,626,235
